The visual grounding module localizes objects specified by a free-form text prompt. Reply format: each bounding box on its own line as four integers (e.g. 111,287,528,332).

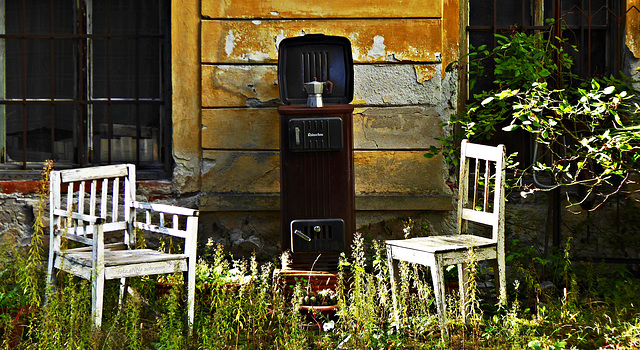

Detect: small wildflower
402,218,414,238
322,320,335,332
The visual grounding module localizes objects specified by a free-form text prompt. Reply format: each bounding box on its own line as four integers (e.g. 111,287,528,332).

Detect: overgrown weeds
2,234,640,349
2,187,640,349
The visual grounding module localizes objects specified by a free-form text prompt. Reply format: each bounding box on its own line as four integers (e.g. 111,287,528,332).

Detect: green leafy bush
435,25,640,209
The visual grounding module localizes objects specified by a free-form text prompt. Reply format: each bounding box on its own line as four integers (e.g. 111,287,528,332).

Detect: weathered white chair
386,139,507,329
46,164,199,334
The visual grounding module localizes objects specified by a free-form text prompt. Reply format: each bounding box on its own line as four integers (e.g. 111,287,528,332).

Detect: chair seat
62,249,188,267
386,234,495,254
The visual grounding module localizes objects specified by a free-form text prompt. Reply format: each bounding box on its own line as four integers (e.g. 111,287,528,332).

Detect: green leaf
528,340,543,350
498,89,517,99
619,144,632,151
614,114,623,126
603,85,615,94
502,124,519,132
481,97,494,106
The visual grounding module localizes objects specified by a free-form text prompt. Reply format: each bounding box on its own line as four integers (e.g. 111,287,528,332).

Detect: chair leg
458,263,469,323
92,273,105,330
185,267,196,336
430,257,447,332
118,277,128,312
46,254,58,293
497,251,507,306
46,255,55,287
386,245,400,328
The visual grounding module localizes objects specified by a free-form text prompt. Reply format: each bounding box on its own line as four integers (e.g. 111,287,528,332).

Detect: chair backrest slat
90,179,98,217
124,174,133,224
483,159,490,212
473,159,480,210
112,178,120,222
78,181,85,215
100,179,108,220
66,180,74,214
159,213,165,228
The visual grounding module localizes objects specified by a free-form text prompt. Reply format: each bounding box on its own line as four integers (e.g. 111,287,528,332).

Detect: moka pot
303,80,333,107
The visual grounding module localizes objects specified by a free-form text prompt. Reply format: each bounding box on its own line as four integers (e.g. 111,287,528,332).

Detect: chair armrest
52,210,105,246
131,201,199,217
131,201,199,241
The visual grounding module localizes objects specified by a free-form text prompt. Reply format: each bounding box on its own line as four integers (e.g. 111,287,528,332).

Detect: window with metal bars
0,0,170,176
468,0,626,85
466,0,628,162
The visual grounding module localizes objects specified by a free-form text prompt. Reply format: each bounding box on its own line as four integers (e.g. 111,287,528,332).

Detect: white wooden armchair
386,139,507,329
46,164,199,334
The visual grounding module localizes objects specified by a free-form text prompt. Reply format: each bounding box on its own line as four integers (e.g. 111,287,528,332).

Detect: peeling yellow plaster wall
415,65,438,83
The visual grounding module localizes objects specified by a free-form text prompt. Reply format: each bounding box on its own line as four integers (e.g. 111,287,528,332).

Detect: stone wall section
0,194,37,246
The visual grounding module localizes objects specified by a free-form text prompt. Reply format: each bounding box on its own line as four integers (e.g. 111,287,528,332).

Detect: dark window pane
54,39,77,99
25,40,53,99
5,38,25,99
5,104,76,163
5,39,75,100
4,105,24,162
496,0,528,27
467,32,496,96
92,104,161,164
53,104,78,163
93,0,162,36
92,38,161,99
469,0,494,26
5,0,75,35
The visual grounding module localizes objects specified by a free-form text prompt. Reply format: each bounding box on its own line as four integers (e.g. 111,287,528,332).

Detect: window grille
0,0,170,175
